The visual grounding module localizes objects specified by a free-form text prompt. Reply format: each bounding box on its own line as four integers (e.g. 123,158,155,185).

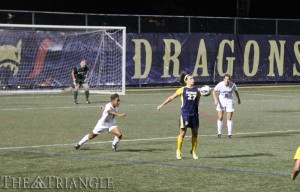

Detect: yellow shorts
294,147,300,160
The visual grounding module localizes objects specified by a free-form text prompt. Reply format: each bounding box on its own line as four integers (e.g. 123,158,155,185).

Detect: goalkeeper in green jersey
71,59,90,104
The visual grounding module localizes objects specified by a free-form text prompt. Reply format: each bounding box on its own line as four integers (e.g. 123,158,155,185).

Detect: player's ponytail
179,71,187,86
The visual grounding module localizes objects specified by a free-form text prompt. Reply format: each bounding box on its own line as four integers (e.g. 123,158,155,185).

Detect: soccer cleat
112,144,117,152
74,101,78,104
74,144,81,150
217,134,221,139
86,100,90,104
176,150,182,160
228,135,232,139
190,150,199,159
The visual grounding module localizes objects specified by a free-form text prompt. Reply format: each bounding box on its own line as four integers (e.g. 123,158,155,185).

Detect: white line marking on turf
2,97,300,111
1,105,98,111
0,129,299,150
245,93,297,98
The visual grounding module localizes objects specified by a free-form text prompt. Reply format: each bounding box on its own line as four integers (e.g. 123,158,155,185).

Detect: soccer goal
0,24,126,95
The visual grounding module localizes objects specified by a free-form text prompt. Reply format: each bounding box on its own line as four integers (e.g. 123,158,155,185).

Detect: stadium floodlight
0,24,126,95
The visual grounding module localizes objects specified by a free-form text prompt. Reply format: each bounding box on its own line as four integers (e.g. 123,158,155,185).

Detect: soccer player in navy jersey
157,72,201,160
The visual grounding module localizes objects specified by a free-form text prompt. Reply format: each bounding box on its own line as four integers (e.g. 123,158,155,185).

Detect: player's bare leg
75,132,97,150
83,83,90,104
217,111,224,138
110,127,122,152
292,159,300,180
73,84,80,104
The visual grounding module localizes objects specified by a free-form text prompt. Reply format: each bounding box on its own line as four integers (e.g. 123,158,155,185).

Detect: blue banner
1,32,300,88
127,33,300,85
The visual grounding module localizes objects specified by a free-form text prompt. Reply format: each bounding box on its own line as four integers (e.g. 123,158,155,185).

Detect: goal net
0,24,126,95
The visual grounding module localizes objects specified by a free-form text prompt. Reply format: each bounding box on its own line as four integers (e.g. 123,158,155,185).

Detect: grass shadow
236,132,300,138
205,152,274,159
119,148,168,153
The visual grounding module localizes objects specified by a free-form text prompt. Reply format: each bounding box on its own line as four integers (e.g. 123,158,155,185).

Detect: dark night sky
1,0,300,19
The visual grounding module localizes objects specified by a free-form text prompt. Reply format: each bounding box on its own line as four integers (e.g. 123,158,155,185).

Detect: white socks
112,136,120,146
78,134,89,145
227,120,233,136
217,120,222,135
218,120,233,135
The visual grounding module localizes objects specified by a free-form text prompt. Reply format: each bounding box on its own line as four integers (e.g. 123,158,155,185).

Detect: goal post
0,24,126,95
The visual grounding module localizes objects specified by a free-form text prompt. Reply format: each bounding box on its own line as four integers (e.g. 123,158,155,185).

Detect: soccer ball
200,85,211,96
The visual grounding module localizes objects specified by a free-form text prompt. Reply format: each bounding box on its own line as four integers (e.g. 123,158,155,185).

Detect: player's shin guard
78,134,89,145
227,120,233,136
191,137,198,152
74,91,78,101
217,120,222,135
177,136,184,152
85,91,89,101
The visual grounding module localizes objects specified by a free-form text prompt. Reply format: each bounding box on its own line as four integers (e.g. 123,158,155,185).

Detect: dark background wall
1,0,300,19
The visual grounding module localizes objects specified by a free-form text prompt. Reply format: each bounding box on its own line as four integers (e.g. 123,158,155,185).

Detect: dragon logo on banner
0,39,22,76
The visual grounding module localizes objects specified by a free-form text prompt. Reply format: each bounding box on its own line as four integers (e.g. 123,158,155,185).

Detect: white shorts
216,97,234,112
92,121,118,134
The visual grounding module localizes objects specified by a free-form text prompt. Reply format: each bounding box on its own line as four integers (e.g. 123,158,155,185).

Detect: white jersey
214,81,237,100
98,102,118,126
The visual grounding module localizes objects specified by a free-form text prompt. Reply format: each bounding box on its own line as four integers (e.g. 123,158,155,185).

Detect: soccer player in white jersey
212,74,241,139
74,93,126,151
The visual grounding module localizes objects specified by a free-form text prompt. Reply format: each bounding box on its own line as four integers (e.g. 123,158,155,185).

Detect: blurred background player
291,146,300,180
71,59,90,104
212,74,241,139
157,72,201,160
74,93,126,152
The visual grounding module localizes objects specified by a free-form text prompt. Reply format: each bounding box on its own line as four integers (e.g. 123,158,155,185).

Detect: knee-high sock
74,91,78,101
191,137,198,152
227,120,233,135
85,91,89,101
78,134,89,145
217,120,222,135
112,136,120,146
177,136,184,152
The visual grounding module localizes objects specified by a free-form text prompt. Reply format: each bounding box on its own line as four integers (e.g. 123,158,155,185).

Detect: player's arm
84,67,89,83
157,92,179,111
292,159,300,180
108,109,126,117
212,88,218,105
234,90,241,104
71,69,76,86
197,89,201,107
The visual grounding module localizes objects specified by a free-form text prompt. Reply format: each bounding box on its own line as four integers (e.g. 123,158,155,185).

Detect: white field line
1,88,300,99
2,97,300,111
1,105,98,111
0,129,299,150
0,92,174,99
244,93,297,98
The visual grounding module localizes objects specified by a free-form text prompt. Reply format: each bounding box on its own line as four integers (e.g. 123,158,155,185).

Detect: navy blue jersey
176,87,200,116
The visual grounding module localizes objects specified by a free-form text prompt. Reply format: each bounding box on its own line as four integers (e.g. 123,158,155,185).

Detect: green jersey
74,65,89,80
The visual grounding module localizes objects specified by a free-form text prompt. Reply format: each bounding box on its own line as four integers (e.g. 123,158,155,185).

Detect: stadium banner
127,33,300,85
1,32,300,88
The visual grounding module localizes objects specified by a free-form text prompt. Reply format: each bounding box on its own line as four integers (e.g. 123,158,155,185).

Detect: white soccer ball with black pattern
200,85,211,96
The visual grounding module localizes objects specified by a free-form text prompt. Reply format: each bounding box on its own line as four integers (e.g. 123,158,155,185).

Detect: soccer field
0,86,300,191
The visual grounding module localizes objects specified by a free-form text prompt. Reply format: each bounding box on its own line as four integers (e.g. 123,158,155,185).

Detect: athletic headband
184,74,190,82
